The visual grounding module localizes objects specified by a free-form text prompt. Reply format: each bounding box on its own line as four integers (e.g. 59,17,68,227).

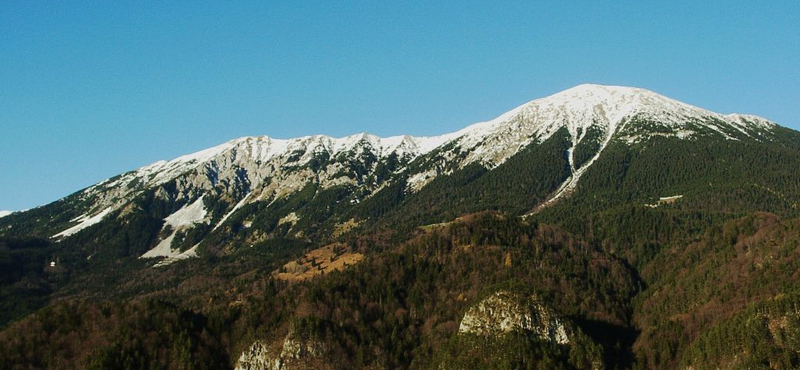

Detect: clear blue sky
1,1,798,211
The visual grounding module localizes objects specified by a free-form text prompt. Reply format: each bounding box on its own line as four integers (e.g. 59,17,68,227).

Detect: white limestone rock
458,290,570,345
234,326,328,370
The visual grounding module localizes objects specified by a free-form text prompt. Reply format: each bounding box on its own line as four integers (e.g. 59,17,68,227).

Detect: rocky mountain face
235,326,329,370
457,290,571,344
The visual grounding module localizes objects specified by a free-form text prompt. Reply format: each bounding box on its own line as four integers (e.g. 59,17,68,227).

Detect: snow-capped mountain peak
113,84,775,199
439,84,775,168
46,84,780,243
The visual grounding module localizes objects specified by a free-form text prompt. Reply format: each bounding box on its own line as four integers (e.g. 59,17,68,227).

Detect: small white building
50,261,56,267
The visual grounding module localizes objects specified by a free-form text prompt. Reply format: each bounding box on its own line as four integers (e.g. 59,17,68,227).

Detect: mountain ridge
89,84,779,192
0,84,789,263
75,84,780,211
134,84,777,176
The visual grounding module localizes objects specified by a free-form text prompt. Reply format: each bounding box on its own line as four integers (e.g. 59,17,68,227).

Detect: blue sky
1,1,798,211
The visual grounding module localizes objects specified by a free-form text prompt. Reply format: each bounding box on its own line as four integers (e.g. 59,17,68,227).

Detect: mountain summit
447,83,773,165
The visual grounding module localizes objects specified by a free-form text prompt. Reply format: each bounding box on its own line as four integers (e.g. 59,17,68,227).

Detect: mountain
0,211,11,219
2,84,800,370
0,85,783,259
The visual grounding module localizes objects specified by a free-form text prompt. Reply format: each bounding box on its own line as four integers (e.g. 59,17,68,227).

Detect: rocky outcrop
235,340,275,370
235,326,328,370
437,290,605,370
458,290,570,344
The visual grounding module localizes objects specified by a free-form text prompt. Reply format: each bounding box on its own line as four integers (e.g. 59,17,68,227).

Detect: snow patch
164,196,208,229
0,211,12,218
141,233,178,258
407,169,439,192
140,196,208,260
52,208,112,239
153,244,200,267
646,195,684,208
212,193,251,231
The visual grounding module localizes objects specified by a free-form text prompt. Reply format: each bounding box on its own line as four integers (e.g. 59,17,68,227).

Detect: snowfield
52,208,112,239
141,196,209,260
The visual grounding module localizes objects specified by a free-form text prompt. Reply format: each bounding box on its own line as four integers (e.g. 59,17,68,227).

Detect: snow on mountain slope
77,132,459,218
152,245,199,268
408,84,776,193
141,196,209,259
52,208,112,239
47,84,778,240
0,211,11,219
446,84,774,167
124,133,450,190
